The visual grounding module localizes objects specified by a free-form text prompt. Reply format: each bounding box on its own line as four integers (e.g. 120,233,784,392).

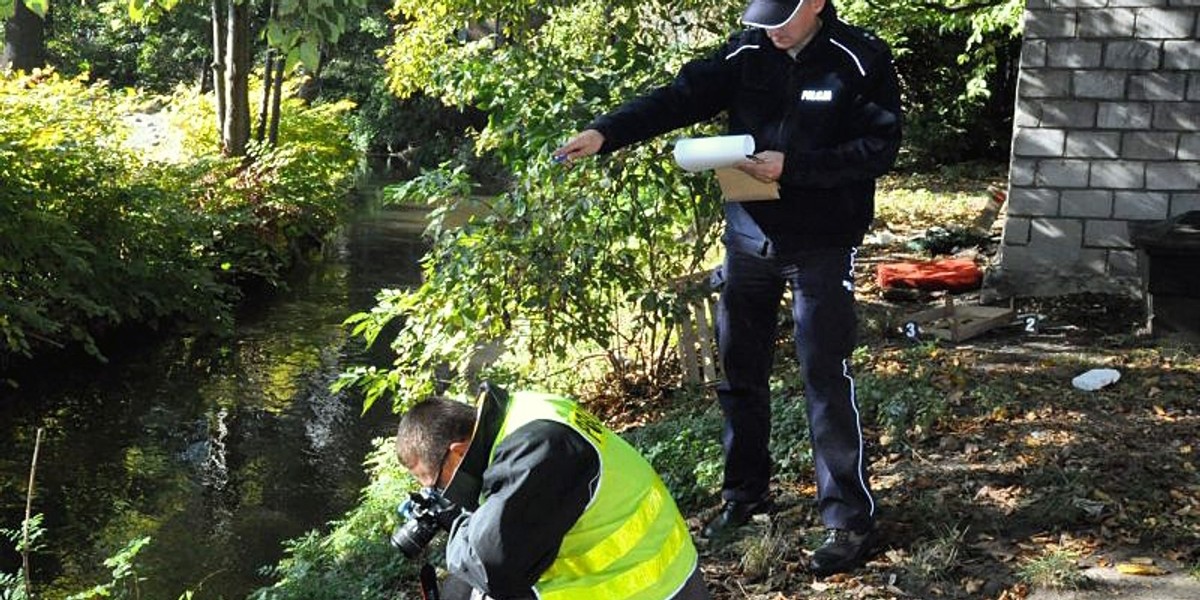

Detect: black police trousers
715,246,875,532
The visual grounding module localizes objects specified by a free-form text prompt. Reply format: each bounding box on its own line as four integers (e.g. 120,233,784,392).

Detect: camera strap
419,563,441,600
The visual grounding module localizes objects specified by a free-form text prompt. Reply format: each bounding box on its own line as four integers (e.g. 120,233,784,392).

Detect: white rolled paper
673,134,756,172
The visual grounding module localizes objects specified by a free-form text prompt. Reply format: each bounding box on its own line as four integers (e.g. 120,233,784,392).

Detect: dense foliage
37,0,210,91
839,0,1024,165
4,0,461,163
338,0,740,409
340,0,1024,410
0,71,360,364
0,72,221,360
312,1,481,165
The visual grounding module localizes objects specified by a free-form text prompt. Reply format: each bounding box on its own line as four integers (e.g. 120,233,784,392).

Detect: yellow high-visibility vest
489,391,698,600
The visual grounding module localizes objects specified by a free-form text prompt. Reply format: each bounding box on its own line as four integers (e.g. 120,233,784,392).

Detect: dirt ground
683,239,1200,599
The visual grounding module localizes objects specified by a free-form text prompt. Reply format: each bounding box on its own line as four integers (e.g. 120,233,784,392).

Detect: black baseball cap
742,0,806,29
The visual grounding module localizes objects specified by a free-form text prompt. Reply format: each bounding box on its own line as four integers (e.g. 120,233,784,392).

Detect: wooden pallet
677,291,720,384
901,296,1015,342
672,272,721,385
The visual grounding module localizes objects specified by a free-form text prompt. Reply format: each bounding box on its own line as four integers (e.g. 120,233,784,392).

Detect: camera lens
391,518,439,558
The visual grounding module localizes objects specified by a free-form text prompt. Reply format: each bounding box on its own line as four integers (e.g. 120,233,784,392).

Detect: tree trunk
255,0,276,144
268,58,284,146
222,0,251,157
210,0,227,137
256,52,274,143
197,56,210,93
2,0,47,72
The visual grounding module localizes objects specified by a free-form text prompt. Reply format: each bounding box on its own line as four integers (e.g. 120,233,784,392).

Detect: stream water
0,167,428,599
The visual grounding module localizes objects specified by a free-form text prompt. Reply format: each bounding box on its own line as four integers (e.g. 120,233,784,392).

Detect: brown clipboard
714,167,780,202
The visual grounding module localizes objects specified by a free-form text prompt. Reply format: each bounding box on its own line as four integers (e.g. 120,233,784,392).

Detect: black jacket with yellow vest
440,384,699,600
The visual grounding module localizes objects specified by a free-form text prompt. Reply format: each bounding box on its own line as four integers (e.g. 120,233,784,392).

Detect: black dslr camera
391,487,462,558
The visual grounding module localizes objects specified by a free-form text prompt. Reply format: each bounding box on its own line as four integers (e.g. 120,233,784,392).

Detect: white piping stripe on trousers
844,247,874,516
829,38,867,77
843,358,875,517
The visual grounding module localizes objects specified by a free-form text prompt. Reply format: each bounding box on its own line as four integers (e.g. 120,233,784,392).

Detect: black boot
701,498,773,539
809,528,876,576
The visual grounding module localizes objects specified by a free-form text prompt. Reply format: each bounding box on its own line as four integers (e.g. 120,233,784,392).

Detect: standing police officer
555,0,902,576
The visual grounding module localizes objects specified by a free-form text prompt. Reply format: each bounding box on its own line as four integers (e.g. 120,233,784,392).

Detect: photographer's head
396,397,476,490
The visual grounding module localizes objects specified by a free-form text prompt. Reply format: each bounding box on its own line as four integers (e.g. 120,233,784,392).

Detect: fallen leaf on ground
1115,562,1169,576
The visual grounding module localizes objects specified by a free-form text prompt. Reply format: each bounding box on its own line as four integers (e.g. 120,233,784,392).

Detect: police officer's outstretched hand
554,129,605,166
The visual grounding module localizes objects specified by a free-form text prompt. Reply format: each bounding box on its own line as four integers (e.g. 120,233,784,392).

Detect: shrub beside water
0,71,361,365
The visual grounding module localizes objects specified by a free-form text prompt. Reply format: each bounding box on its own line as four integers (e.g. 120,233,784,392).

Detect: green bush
170,93,362,286
0,72,233,360
64,537,154,600
0,71,361,363
44,0,211,92
341,0,726,410
624,407,725,512
1,514,44,600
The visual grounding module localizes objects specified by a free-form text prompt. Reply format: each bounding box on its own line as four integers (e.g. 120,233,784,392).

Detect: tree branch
22,427,44,599
865,0,1007,15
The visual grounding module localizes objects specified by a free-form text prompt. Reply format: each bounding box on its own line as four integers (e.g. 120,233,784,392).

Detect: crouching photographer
392,383,710,600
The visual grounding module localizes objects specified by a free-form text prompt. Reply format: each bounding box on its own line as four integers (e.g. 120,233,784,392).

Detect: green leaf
127,0,146,22
266,21,284,47
283,30,302,51
298,40,319,70
25,0,48,18
284,48,303,73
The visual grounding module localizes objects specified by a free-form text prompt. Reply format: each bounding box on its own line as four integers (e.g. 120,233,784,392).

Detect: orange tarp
875,258,983,293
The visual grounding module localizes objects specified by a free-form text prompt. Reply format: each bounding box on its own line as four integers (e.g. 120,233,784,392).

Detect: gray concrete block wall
990,0,1200,297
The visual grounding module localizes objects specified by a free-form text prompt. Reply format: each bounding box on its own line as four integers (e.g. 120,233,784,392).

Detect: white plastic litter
864,230,898,246
1071,368,1121,391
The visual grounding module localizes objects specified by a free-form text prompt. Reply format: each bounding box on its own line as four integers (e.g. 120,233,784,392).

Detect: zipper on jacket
776,58,799,156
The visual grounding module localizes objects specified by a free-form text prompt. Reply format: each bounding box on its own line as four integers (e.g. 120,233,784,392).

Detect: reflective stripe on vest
490,392,698,600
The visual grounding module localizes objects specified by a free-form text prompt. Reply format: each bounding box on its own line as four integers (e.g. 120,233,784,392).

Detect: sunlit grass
906,524,967,582
736,527,792,580
875,164,1006,233
1017,549,1089,590
875,186,979,232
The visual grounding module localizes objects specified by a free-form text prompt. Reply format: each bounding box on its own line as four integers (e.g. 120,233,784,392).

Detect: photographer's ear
440,438,481,510
444,440,470,478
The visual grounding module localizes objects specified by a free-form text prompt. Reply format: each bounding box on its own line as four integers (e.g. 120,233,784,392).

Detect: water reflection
0,174,424,599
